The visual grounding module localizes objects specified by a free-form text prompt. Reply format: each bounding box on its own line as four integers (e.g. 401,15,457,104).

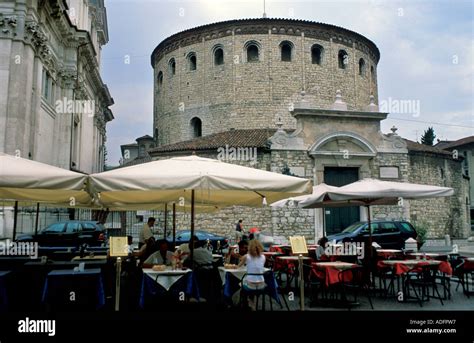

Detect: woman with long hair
238,239,266,310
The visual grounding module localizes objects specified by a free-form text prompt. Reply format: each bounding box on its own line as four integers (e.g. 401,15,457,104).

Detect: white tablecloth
143,268,191,291
218,267,270,286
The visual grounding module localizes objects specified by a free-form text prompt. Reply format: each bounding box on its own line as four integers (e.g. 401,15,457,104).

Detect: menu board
289,236,308,254
109,236,129,257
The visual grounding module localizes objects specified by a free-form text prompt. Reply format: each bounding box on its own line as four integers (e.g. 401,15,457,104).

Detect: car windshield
342,222,364,233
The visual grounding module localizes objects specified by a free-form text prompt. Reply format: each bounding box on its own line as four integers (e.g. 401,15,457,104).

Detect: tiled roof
148,129,455,158
149,129,276,154
435,136,474,150
136,135,154,141
434,140,453,149
120,155,152,167
404,139,452,156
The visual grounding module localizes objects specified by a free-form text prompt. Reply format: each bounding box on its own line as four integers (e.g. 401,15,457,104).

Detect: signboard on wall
379,166,399,179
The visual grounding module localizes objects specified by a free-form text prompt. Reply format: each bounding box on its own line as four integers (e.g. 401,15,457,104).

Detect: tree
421,127,436,146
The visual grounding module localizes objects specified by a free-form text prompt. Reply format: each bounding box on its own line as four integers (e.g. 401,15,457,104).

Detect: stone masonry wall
153,20,379,146
408,152,469,238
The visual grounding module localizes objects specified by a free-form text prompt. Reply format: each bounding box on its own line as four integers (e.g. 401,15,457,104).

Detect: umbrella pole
164,203,168,239
172,203,176,247
322,208,326,237
35,203,40,235
12,201,18,240
367,205,372,259
190,190,195,268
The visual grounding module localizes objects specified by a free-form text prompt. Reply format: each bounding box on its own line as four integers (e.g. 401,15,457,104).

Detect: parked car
16,221,106,247
327,220,417,250
166,230,228,252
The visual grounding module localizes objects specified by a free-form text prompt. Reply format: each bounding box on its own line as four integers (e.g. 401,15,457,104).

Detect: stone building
120,134,154,166
145,18,471,242
0,0,113,238
435,136,474,226
0,0,114,174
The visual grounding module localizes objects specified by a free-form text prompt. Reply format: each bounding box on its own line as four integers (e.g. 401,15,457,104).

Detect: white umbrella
89,155,312,261
89,155,311,208
327,178,454,203
0,153,91,205
324,178,454,256
0,152,92,239
271,183,338,208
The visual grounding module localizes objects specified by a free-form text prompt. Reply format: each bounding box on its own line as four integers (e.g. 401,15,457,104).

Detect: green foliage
413,221,429,246
420,127,436,146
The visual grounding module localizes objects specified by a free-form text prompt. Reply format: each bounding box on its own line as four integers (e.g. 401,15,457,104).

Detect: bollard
444,234,451,247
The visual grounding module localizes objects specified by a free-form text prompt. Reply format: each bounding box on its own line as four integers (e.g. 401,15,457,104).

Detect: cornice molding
151,18,380,66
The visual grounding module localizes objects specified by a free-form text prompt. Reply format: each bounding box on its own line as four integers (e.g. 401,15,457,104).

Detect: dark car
17,221,106,247
327,220,417,250
167,230,228,252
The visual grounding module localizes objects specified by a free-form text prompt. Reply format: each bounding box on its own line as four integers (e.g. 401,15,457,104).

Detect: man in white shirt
139,217,156,249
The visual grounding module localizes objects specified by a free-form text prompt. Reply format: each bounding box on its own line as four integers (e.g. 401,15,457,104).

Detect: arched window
358,58,366,76
168,58,176,76
280,41,293,62
154,128,159,142
247,44,259,62
190,117,202,138
370,65,376,81
311,44,323,65
214,47,224,65
338,50,348,69
187,53,197,71
157,71,163,91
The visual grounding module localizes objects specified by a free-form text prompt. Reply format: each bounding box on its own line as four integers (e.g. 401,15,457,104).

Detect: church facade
0,0,113,174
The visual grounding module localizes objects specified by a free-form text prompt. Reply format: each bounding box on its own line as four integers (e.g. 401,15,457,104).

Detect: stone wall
408,152,469,238
369,152,409,221
153,19,379,146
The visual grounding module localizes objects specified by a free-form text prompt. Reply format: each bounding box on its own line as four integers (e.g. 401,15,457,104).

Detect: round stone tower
151,18,380,146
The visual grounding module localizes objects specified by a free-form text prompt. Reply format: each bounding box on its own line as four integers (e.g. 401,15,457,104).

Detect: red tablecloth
311,262,357,287
463,259,474,271
377,260,452,276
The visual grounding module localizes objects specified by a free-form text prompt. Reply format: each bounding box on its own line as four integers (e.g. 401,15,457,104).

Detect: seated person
184,235,213,269
316,236,329,261
226,240,249,265
142,239,173,268
135,236,156,262
238,239,266,310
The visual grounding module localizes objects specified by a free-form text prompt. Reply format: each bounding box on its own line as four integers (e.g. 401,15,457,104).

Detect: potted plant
413,221,428,250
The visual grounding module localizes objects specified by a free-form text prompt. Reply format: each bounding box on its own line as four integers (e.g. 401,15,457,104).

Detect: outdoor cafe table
139,268,195,308
42,268,105,310
72,255,108,261
376,249,403,259
312,262,359,287
378,259,445,275
262,252,282,257
406,252,448,259
277,256,312,262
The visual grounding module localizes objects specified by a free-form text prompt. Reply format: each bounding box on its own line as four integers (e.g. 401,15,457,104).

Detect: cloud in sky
102,0,473,165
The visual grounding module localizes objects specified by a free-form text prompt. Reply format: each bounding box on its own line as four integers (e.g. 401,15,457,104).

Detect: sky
101,0,474,165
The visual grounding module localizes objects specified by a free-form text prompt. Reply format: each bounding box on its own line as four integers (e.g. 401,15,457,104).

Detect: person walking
139,217,156,249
